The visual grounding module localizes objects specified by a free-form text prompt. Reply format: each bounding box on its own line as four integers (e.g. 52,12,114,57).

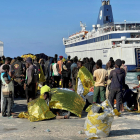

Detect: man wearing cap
25,57,36,103
109,59,125,112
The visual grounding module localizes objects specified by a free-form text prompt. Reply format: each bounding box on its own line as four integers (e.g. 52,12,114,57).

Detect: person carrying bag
1,65,14,117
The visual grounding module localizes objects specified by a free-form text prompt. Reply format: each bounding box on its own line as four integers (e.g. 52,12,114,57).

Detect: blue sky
0,0,140,58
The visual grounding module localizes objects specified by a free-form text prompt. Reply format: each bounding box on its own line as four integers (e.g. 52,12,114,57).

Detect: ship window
107,9,108,11
102,36,103,41
106,35,108,39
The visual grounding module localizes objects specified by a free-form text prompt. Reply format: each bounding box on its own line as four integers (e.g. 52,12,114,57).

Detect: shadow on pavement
122,112,140,116
110,129,140,137
13,103,27,113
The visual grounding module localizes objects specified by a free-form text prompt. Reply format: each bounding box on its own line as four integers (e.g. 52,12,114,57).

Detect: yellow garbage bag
84,100,114,139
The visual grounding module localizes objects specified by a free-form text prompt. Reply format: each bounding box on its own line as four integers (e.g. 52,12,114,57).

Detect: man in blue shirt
109,59,125,112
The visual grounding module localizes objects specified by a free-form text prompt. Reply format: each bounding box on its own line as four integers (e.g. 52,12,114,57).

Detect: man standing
0,57,12,111
89,57,95,72
93,60,108,103
66,57,71,82
25,57,36,103
76,61,94,97
84,58,93,74
50,58,59,87
121,60,128,76
57,56,63,86
44,57,50,80
71,57,78,90
1,65,14,117
109,59,125,112
11,57,25,98
57,56,63,75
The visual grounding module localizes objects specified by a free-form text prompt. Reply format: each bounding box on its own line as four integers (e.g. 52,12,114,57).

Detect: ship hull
65,40,140,71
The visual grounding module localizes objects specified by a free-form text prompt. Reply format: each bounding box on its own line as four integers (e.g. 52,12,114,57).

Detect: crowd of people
0,54,138,118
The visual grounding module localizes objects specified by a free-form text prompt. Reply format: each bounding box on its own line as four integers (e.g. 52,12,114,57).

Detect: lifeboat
69,31,88,39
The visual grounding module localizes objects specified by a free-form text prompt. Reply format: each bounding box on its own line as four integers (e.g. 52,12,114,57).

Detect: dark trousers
25,83,36,103
109,89,122,112
53,76,60,88
14,80,24,97
2,97,12,116
63,77,69,88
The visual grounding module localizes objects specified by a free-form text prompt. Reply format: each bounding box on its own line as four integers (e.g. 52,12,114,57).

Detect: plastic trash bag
84,100,114,139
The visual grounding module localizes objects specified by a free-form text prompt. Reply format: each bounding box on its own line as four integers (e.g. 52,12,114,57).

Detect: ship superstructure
63,0,140,71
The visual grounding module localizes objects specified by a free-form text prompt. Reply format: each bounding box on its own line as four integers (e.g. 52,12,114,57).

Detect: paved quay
0,99,140,140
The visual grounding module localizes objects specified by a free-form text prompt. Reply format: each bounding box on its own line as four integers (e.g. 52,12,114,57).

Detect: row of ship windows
66,35,111,47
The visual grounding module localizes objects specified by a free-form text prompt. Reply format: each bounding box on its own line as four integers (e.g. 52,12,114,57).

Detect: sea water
126,72,140,85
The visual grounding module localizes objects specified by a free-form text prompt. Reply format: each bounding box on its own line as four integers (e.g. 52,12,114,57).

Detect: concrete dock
0,99,140,140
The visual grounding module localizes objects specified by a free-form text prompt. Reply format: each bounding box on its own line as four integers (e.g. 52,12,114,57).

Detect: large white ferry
63,0,140,71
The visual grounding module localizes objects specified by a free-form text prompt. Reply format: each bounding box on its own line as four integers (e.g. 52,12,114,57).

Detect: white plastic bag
84,100,114,139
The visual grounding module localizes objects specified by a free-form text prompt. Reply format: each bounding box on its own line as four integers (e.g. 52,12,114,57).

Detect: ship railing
101,22,140,27
101,22,140,31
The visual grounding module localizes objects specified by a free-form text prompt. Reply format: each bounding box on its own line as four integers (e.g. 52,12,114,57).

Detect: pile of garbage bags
84,100,114,139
